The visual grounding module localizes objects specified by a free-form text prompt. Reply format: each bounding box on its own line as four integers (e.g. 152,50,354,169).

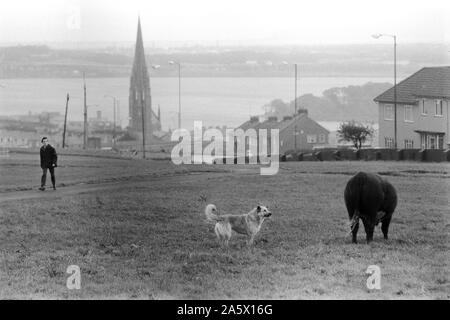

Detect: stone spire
129,17,152,142
131,17,148,82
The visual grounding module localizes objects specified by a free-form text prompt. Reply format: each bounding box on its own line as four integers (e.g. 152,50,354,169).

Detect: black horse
344,172,397,243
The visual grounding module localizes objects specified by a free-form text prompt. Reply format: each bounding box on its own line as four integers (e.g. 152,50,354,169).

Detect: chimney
250,116,259,122
283,116,293,121
268,116,278,122
297,108,308,116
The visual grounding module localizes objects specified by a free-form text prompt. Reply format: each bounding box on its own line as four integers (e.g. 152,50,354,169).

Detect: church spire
132,17,147,75
129,17,152,142
128,17,162,143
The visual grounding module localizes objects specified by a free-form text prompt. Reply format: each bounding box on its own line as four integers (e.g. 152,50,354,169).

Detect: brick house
237,109,329,155
276,109,329,153
374,66,450,149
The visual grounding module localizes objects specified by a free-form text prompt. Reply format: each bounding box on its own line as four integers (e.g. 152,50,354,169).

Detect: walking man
39,137,58,191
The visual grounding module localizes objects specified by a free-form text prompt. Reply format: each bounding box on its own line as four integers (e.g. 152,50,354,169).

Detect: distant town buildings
237,109,330,154
374,66,450,149
1,18,170,152
0,111,121,149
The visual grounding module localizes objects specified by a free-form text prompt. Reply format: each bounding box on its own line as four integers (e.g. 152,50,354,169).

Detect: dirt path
0,171,223,203
1,180,137,203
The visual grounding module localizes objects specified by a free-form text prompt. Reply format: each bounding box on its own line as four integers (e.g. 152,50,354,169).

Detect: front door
421,132,445,149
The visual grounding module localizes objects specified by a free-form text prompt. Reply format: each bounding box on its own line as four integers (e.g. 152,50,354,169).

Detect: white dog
205,204,272,247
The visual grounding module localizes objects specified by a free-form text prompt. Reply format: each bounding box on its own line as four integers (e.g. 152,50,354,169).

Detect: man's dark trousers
41,166,55,188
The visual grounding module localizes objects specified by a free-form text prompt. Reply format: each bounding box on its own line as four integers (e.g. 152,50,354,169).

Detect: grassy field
0,153,449,299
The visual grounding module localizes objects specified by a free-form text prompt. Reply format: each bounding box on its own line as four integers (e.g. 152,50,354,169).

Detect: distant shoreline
0,74,398,80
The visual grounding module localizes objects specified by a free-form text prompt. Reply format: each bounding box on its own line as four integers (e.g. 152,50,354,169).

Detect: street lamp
104,95,117,148
372,33,397,149
168,60,181,129
84,103,99,148
282,61,299,150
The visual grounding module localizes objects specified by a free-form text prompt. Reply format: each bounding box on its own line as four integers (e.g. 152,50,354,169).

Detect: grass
0,154,449,299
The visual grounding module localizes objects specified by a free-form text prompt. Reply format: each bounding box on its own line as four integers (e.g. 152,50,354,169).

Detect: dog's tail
205,204,223,222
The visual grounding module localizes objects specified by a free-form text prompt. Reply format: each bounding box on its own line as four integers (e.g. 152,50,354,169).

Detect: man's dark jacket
40,145,58,169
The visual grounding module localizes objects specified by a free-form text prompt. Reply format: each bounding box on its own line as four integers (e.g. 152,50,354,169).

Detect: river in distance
0,77,392,130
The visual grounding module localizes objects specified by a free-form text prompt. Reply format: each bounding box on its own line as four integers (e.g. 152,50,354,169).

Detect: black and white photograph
0,0,449,302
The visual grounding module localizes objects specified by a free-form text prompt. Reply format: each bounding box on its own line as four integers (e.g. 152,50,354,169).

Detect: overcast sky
0,0,449,45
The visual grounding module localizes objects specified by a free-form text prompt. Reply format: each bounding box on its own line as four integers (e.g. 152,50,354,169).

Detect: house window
307,134,317,143
421,100,427,115
318,133,326,143
404,105,413,122
435,100,443,116
384,104,394,120
404,139,414,149
420,134,426,149
385,137,394,148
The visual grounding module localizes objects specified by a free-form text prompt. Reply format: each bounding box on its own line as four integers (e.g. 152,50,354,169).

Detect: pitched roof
276,113,330,134
374,66,450,104
277,114,306,132
238,117,260,131
254,117,280,131
237,113,329,135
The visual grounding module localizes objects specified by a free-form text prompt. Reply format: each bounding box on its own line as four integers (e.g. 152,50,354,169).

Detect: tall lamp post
104,95,117,148
84,103,98,149
373,33,397,149
283,61,299,150
168,60,181,129
83,73,87,149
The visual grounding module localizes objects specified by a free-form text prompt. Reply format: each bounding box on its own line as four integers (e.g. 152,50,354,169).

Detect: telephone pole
141,92,146,159
83,73,87,149
294,63,298,150
62,93,69,148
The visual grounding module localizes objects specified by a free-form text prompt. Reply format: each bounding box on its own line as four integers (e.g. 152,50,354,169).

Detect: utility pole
295,63,298,114
62,93,69,148
294,63,298,150
83,73,87,149
113,98,116,149
116,99,120,129
141,91,146,159
393,35,397,149
178,63,181,129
